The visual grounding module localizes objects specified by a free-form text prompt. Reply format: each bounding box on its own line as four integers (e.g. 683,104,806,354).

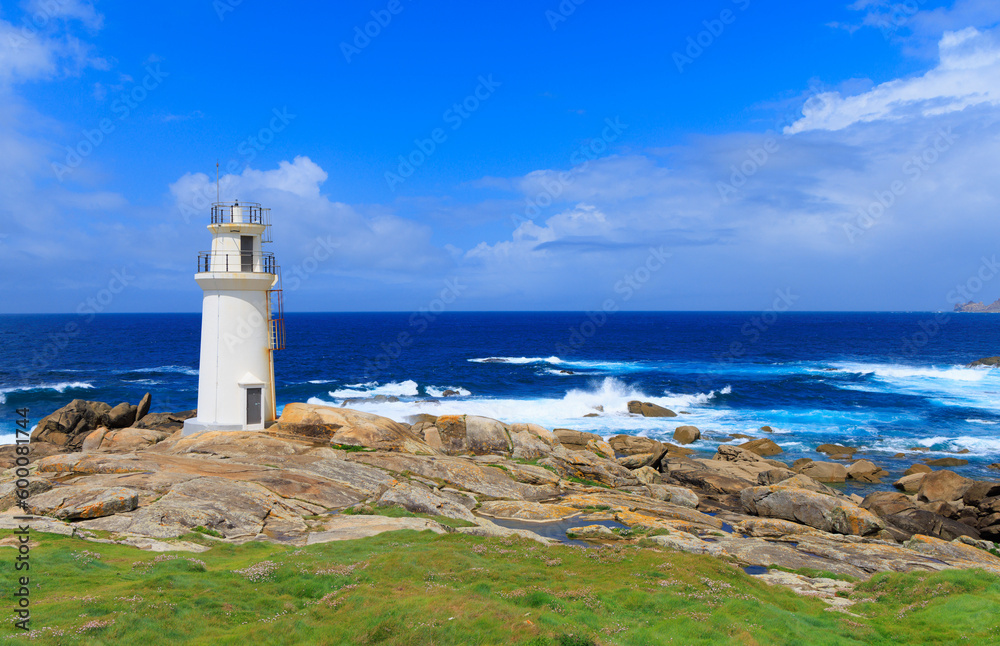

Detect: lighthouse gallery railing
197,250,277,274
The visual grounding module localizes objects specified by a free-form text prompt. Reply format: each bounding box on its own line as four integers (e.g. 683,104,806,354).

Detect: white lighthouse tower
183,200,284,435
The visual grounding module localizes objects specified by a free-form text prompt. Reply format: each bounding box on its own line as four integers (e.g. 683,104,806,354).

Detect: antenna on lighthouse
216,161,220,203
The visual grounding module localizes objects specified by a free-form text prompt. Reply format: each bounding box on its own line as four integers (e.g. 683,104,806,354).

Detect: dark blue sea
2,312,999,481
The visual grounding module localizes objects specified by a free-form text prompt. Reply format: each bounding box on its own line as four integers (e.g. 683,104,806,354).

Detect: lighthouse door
246,387,262,426
240,236,254,272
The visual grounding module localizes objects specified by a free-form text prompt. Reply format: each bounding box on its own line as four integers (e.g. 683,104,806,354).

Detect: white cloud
0,19,59,82
0,3,107,86
169,157,447,279
5,2,1000,312
24,0,104,30
850,0,1000,39
447,67,1000,309
787,27,1000,133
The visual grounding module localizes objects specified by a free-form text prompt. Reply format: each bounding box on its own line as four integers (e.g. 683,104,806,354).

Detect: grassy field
2,524,1000,645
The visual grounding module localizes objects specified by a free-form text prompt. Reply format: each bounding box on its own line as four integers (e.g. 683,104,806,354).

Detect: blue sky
2,0,1000,312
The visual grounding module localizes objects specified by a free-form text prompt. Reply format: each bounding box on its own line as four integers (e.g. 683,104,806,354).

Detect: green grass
566,477,610,489
512,458,558,474
1,528,999,645
330,444,374,453
575,505,612,513
850,569,1000,643
191,526,224,539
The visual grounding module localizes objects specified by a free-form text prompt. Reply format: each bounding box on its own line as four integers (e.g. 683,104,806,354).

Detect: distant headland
954,298,1000,313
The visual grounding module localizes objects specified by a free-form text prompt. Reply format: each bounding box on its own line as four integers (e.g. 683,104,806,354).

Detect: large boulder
672,469,753,494
275,403,434,454
553,429,602,451
646,484,699,508
376,481,476,522
672,426,701,445
969,356,1000,367
609,435,663,455
627,401,677,417
662,442,696,458
26,485,139,520
894,472,927,493
740,438,782,457
466,416,514,455
815,444,857,459
704,445,775,478
713,444,765,464
31,400,112,449
861,491,916,518
926,457,969,467
774,474,840,496
508,425,554,460
434,415,512,456
132,410,196,432
106,403,138,429
541,447,639,488
0,477,52,511
509,423,558,446
796,461,847,483
741,485,884,536
617,453,655,469
963,481,1000,506
732,518,817,538
847,459,887,483
885,509,980,541
633,466,661,485
758,468,796,485
918,470,974,503
135,392,152,423
411,423,442,450
585,438,615,460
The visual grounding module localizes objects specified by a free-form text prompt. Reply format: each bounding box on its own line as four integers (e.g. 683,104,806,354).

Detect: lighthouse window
240,236,253,272
246,387,262,425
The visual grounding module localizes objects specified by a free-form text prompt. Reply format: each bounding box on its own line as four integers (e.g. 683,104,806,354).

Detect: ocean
2,312,999,482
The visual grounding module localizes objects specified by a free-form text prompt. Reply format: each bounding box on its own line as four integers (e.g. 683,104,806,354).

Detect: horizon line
0,309,969,316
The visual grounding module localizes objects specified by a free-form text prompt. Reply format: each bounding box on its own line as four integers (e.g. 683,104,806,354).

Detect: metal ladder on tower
267,283,285,351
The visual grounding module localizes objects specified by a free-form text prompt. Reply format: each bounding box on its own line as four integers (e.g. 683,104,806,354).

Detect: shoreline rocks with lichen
2,399,999,580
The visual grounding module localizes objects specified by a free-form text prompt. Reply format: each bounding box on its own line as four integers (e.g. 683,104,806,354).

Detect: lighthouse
182,200,284,435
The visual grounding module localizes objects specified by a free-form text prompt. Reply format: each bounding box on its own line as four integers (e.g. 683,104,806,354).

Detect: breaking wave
0,381,94,405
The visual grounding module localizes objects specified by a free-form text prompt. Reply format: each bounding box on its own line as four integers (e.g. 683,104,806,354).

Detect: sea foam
0,381,94,404
309,377,728,437
329,380,420,398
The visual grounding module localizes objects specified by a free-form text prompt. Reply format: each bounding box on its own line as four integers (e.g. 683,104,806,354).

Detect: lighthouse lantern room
183,200,284,435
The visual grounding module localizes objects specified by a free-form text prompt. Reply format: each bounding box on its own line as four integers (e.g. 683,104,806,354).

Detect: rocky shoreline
3,396,1000,585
